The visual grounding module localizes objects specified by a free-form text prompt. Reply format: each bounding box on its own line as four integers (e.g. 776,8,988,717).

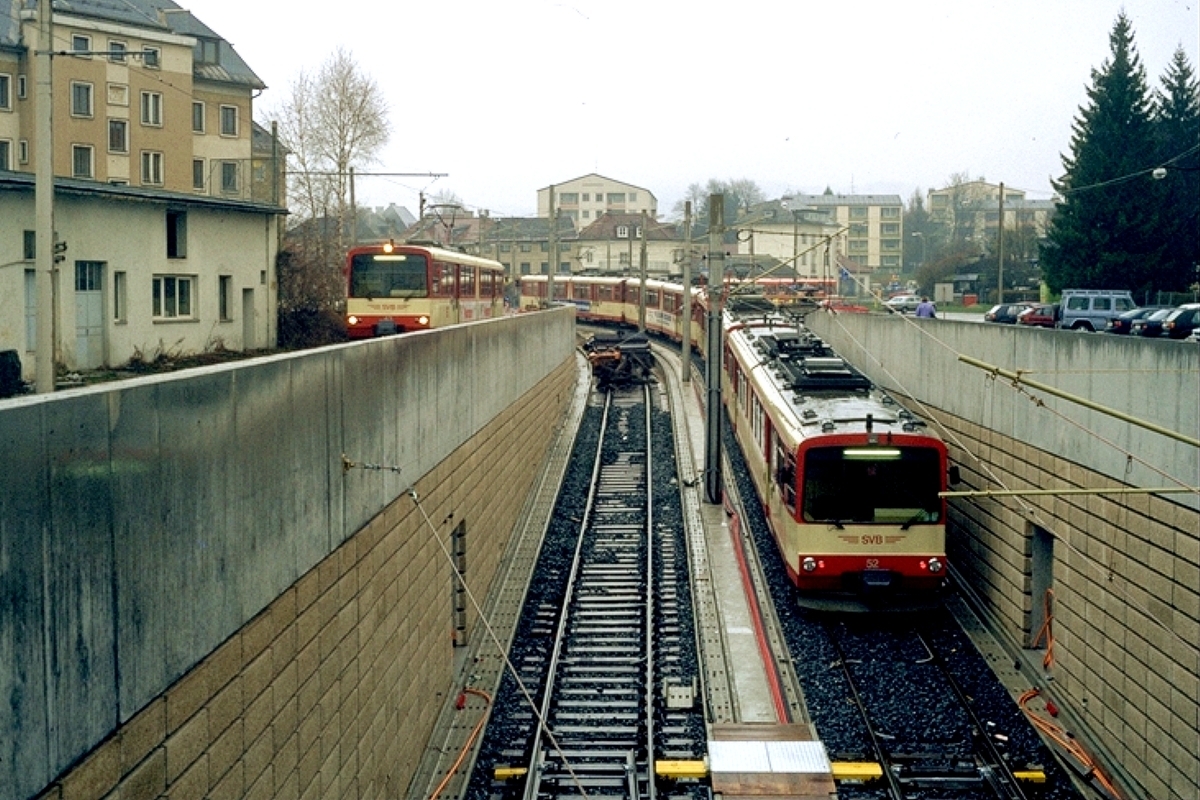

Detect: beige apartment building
538,173,658,224
0,0,283,381
780,193,905,275
927,180,1055,242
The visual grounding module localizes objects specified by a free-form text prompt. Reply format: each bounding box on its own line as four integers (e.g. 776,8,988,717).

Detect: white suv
884,294,923,314
1059,289,1136,331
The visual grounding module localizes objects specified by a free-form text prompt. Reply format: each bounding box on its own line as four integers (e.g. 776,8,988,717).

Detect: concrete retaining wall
0,308,576,800
807,312,1199,800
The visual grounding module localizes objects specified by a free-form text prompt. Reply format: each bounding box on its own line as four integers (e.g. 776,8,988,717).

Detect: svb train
521,273,951,610
343,242,505,339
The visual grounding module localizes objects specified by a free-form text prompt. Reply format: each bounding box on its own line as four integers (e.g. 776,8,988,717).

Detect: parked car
884,294,923,314
1161,303,1200,339
984,302,1034,324
1059,288,1137,331
1105,307,1159,334
1017,303,1060,329
1129,308,1173,337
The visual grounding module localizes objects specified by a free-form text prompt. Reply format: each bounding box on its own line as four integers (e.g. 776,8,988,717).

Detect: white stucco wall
0,188,279,379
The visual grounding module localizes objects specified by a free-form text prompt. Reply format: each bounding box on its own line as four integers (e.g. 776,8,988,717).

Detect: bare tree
267,48,390,341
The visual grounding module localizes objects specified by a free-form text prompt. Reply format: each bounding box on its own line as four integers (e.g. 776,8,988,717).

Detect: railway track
466,382,705,800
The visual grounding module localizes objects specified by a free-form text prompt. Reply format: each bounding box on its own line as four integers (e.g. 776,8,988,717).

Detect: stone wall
807,312,1198,800
34,356,577,800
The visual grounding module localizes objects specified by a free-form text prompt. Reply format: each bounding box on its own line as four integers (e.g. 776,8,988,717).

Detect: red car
1017,303,1060,329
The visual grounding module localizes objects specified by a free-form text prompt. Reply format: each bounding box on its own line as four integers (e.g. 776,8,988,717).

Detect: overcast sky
190,0,1198,218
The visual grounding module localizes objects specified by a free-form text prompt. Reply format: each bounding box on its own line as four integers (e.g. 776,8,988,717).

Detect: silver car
884,294,923,314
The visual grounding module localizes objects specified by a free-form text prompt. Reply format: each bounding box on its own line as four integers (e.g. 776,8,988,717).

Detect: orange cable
429,686,493,800
1018,688,1123,799
1030,588,1055,671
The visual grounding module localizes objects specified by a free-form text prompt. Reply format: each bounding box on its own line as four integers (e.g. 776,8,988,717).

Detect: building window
192,101,205,132
152,275,194,319
141,91,162,126
195,38,220,65
616,225,629,238
108,40,126,62
520,262,530,275
629,192,638,202
559,192,578,203
16,74,25,99
71,82,93,117
113,271,127,322
607,193,624,204
18,139,28,164
0,140,9,170
219,276,233,321
167,210,187,258
219,105,238,137
582,193,589,201
141,151,164,185
220,161,239,193
582,210,589,219
850,206,868,219
108,119,128,153
142,47,160,69
0,74,10,109
881,206,900,218
192,159,206,190
519,243,531,253
881,238,900,251
881,222,900,235
71,34,91,56
72,144,94,178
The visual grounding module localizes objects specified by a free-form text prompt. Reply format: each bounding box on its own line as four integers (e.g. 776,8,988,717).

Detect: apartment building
0,0,282,381
575,212,680,275
738,199,845,289
781,193,905,274
538,173,658,224
927,180,1054,243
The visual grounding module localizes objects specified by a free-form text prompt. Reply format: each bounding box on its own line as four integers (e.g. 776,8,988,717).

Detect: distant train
344,242,505,339
521,272,950,610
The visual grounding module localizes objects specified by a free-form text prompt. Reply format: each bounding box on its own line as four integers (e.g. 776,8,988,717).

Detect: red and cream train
521,273,951,610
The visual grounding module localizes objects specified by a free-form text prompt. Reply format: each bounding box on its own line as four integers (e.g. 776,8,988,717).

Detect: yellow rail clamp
1013,769,1047,783
493,767,527,780
655,760,709,780
832,762,885,782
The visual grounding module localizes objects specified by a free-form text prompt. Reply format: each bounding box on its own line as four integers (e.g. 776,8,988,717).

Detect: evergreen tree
1153,46,1200,292
1041,14,1163,295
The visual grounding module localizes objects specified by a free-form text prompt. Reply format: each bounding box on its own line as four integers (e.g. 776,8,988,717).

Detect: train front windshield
802,446,942,525
349,253,429,299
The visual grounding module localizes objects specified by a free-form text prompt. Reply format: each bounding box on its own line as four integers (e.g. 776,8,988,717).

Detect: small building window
152,275,194,319
72,144,94,178
141,151,164,185
142,47,160,69
108,119,128,153
113,271,127,322
192,101,205,133
0,140,9,171
71,34,91,56
167,210,187,258
141,91,162,126
0,74,10,109
219,105,238,137
108,40,126,62
192,159,206,190
220,161,239,193
70,82,93,117
218,275,233,321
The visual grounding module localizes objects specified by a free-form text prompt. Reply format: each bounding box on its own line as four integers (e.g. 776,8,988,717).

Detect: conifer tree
1153,47,1200,292
1041,14,1162,294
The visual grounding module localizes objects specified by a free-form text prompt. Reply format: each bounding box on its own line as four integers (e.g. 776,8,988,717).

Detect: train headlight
417,315,430,326
801,557,818,573
348,315,359,325
926,557,944,573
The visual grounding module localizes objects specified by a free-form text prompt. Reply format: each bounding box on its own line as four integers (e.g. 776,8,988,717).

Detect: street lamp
910,231,925,271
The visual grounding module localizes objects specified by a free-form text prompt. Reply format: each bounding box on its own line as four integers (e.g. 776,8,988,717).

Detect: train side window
598,285,613,302
433,263,456,296
459,266,476,298
774,436,796,511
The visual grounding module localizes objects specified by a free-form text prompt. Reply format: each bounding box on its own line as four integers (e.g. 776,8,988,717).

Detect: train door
459,264,477,321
